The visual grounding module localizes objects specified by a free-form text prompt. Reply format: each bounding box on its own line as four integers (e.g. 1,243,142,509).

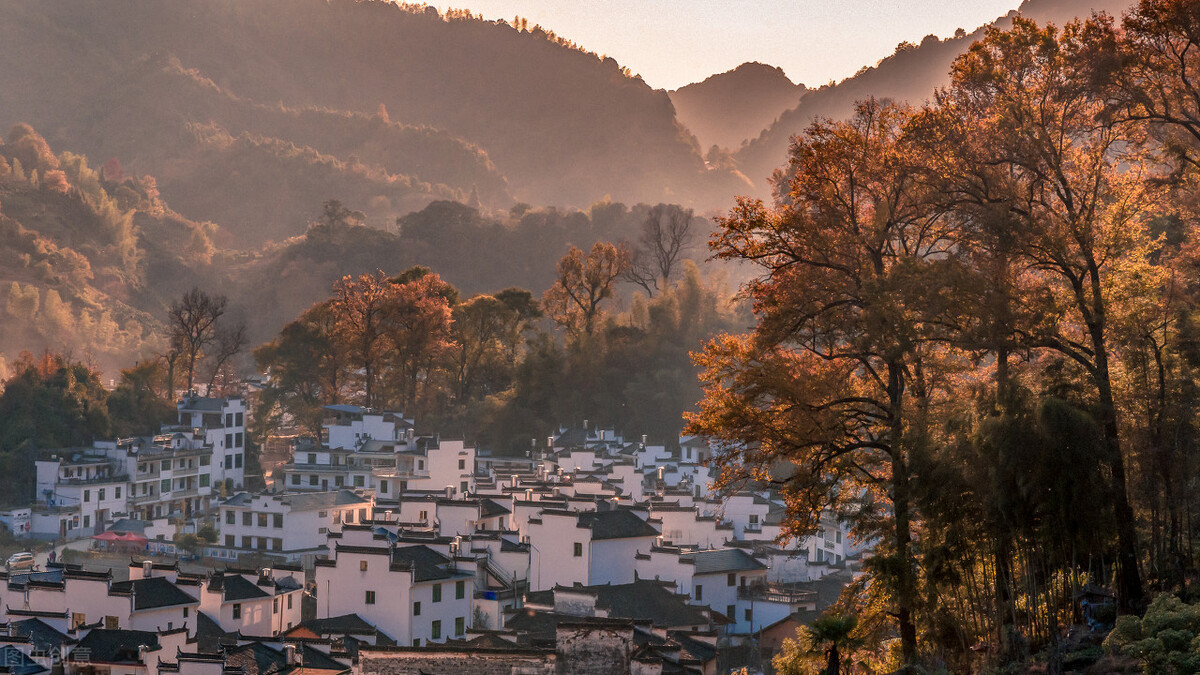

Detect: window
71,613,86,630
456,580,465,599
200,475,210,488
353,475,364,487
335,476,345,487
412,640,419,647
83,490,91,502
418,460,424,470
573,542,583,557
243,512,252,526
309,475,318,486
115,486,121,499
359,508,367,522
98,488,105,501
419,510,428,522
226,511,235,525
432,584,442,603
461,481,468,494
236,412,244,427
345,511,354,524
83,515,90,528
273,514,283,528
695,585,703,601
287,594,293,609
380,480,389,493
318,527,327,534
242,536,251,548
236,432,243,447
161,478,171,493
749,514,759,525
745,608,753,622
200,456,210,466
431,620,441,640
836,531,842,544
232,604,241,620
413,601,421,616
365,591,376,604
458,459,465,470
257,513,268,527
360,560,369,572
307,453,316,465
183,607,189,618
225,456,233,470
226,434,233,448
273,538,282,551
727,573,736,587
226,413,234,427
292,474,300,486
727,605,735,620
235,454,243,468
455,617,465,636
319,511,328,518
333,511,341,524
273,598,279,614
105,616,119,630
162,460,171,471
225,535,234,547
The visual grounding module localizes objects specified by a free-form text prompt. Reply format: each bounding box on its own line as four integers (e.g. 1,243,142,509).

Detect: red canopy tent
91,531,121,542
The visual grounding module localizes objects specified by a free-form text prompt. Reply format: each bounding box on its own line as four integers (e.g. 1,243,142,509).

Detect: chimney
511,474,519,489
444,485,454,499
657,466,665,481
583,419,588,430
524,488,533,501
143,560,153,578
284,644,299,666
642,434,647,445
655,535,664,548
547,436,553,448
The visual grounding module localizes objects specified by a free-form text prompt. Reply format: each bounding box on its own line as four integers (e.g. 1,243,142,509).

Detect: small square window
226,512,235,525
573,542,582,557
360,560,369,572
727,573,736,587
365,591,376,605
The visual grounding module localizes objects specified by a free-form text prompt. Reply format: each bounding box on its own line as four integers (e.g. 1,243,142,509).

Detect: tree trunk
889,360,919,665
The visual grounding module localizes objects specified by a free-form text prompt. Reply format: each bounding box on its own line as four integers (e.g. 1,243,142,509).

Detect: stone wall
358,649,555,675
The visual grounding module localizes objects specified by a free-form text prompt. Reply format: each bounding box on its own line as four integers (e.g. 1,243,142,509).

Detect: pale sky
435,1,1024,90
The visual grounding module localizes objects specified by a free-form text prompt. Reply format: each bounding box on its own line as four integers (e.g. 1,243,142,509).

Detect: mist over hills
0,0,751,243
670,62,806,152
733,0,1136,193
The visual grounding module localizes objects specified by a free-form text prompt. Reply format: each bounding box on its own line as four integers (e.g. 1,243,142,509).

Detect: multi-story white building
218,490,374,557
525,506,660,591
172,395,248,490
314,533,474,646
35,450,129,536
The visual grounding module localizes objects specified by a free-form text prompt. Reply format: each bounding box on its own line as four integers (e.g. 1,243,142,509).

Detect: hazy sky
434,1,1024,90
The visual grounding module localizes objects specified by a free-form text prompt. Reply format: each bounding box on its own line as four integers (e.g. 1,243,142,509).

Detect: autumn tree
543,241,631,336
254,300,345,437
168,287,228,393
380,268,456,413
689,100,957,665
330,271,393,408
945,16,1154,612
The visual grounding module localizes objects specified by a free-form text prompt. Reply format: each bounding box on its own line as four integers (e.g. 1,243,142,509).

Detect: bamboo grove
687,2,1200,669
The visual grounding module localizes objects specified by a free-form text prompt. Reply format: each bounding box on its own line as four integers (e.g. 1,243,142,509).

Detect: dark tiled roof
684,548,767,575
556,580,715,629
110,576,198,610
75,629,159,664
224,642,347,675
8,619,74,653
284,491,370,510
299,615,377,636
479,499,510,518
195,611,235,652
578,510,660,540
210,574,270,602
389,546,462,583
0,645,47,675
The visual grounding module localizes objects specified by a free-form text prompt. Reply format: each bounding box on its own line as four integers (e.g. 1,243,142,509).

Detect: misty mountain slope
670,62,806,152
0,0,749,225
733,0,1136,193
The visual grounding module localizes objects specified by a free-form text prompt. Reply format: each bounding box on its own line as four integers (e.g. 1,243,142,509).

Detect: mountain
670,62,806,152
0,0,751,243
732,0,1137,193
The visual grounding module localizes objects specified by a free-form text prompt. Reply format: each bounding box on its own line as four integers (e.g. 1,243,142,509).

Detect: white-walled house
632,545,771,634
218,490,373,556
173,395,247,490
198,568,303,636
314,540,473,646
525,507,660,591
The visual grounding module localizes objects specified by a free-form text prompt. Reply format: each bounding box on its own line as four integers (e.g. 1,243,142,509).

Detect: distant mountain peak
670,61,806,152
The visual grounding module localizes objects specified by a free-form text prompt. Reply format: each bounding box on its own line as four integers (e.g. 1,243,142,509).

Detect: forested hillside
669,62,806,152
733,0,1136,192
0,0,751,239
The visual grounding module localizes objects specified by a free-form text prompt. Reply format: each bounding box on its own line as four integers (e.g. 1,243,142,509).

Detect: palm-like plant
803,615,862,675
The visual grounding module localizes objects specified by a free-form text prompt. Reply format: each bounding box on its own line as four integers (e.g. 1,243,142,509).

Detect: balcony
57,474,129,486
173,464,201,477
129,492,161,505
286,462,349,473
738,583,817,606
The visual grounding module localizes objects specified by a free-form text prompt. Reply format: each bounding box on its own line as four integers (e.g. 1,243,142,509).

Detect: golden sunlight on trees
542,241,631,337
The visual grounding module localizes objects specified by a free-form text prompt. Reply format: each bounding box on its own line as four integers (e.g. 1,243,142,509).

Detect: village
0,393,864,675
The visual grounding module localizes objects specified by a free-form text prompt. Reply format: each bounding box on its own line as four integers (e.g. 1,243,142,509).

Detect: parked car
6,552,34,571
